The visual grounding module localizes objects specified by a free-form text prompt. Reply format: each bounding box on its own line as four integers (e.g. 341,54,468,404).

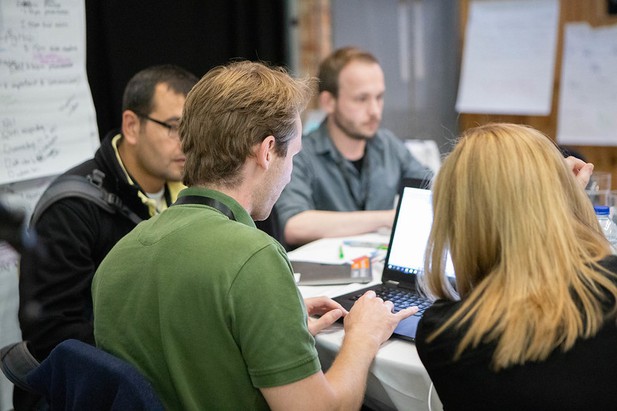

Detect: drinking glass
585,171,612,207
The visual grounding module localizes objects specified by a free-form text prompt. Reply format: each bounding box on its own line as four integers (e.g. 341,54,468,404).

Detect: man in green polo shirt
92,60,417,410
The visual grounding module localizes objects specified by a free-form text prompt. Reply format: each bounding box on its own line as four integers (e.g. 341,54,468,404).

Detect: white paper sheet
455,0,559,115
557,22,617,146
0,0,99,185
0,2,97,404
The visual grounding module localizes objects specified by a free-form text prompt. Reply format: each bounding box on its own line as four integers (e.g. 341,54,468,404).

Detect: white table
292,235,443,411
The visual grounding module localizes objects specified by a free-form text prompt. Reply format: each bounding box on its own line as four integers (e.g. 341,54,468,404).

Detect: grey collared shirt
276,120,432,228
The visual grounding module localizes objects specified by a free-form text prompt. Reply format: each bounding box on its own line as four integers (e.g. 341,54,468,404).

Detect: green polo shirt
92,187,320,410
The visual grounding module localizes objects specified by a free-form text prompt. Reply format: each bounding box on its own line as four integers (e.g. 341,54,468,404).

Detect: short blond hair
179,61,313,187
423,123,616,370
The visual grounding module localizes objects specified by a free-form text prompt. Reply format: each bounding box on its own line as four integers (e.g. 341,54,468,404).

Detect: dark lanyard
172,195,236,221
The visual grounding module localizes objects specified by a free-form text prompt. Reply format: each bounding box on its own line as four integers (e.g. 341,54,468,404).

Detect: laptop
333,178,455,341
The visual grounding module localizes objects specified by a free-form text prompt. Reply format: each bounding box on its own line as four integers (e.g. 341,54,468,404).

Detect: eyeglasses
133,111,180,138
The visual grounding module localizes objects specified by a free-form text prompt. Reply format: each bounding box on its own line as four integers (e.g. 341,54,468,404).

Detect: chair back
25,339,164,411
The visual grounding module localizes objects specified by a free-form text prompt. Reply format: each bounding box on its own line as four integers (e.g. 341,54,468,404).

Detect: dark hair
318,46,380,96
122,64,199,115
180,60,313,187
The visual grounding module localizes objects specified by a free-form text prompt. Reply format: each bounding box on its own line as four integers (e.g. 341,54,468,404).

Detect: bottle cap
594,205,610,215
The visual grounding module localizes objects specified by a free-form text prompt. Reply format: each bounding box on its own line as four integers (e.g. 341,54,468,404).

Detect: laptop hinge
385,280,400,286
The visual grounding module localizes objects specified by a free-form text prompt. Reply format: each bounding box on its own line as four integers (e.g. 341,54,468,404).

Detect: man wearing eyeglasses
14,65,198,410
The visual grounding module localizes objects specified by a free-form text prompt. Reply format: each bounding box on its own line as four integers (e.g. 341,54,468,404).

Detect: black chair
1,339,164,411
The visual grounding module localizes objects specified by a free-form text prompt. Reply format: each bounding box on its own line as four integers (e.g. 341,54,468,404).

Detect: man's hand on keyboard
343,290,418,347
305,296,349,336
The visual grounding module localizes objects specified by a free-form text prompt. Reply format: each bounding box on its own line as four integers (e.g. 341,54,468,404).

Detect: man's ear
319,91,336,114
121,110,141,145
256,135,276,170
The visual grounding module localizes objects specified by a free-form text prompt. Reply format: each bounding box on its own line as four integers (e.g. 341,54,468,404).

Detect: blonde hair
180,60,313,187
423,123,616,370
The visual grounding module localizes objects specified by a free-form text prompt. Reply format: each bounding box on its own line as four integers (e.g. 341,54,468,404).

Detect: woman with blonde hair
416,123,617,410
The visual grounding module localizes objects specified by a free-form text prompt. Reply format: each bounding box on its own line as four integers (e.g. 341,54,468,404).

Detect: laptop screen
384,182,455,281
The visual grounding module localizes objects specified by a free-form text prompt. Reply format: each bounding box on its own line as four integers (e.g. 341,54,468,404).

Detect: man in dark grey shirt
276,47,431,247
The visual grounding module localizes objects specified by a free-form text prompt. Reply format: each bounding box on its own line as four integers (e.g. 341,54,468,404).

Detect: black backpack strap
30,169,143,226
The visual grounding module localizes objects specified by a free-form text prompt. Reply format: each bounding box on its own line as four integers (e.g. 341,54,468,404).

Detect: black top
18,131,155,361
416,255,617,411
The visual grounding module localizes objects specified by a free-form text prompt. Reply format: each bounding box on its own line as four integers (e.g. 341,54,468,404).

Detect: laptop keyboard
348,286,432,317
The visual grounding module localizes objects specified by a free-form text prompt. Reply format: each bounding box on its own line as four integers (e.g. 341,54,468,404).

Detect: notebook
288,231,386,286
333,178,455,341
291,257,373,286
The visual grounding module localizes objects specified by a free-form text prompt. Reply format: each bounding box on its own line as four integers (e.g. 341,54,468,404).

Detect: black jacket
18,131,170,361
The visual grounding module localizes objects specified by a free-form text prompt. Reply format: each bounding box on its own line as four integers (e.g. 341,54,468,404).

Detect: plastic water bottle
594,205,617,252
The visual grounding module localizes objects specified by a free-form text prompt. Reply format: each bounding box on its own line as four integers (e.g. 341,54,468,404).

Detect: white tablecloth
299,282,442,411
292,234,443,411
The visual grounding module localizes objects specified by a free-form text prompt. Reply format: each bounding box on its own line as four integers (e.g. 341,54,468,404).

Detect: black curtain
86,0,288,138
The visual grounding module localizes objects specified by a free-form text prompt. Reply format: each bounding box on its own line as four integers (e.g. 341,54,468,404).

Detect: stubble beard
332,112,378,141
